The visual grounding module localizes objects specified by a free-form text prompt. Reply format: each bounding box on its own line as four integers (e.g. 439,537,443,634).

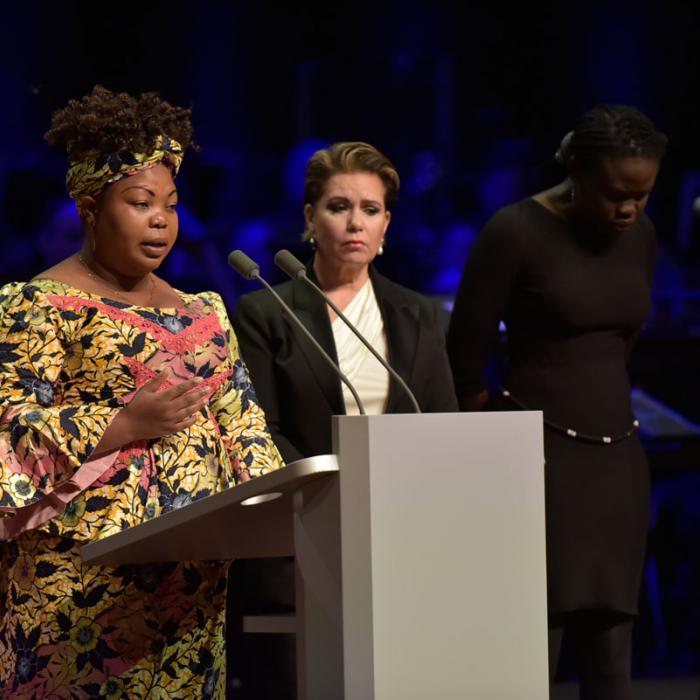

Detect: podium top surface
81,454,338,566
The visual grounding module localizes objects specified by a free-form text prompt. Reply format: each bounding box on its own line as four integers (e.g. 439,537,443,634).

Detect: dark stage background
2,0,700,686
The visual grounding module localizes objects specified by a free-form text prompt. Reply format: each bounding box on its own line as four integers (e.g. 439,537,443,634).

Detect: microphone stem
299,275,422,414
252,272,367,416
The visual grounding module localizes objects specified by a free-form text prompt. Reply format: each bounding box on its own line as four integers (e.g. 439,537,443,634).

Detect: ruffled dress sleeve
205,293,284,482
0,283,120,539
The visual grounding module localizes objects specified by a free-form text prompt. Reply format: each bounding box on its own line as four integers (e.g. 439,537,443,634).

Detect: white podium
82,411,548,699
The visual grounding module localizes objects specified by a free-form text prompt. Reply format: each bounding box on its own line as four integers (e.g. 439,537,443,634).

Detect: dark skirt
489,392,650,615
544,428,650,614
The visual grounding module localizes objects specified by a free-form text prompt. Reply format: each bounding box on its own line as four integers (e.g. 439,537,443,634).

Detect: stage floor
552,677,699,699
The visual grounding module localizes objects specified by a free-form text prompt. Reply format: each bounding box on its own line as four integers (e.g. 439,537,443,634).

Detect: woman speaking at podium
233,141,458,464
0,85,283,698
447,105,667,699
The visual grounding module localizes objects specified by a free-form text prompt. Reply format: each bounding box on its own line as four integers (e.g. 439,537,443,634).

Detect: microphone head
228,250,260,280
274,249,307,280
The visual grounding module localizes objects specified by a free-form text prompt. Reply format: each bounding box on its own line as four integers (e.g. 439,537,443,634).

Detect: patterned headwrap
65,134,184,206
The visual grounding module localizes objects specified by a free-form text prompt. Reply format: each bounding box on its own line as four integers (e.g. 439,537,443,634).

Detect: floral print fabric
0,279,283,698
66,134,184,202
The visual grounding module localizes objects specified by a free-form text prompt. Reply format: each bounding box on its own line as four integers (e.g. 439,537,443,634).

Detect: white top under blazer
332,279,390,415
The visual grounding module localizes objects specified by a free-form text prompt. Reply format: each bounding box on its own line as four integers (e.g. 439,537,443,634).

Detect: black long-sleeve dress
447,197,655,614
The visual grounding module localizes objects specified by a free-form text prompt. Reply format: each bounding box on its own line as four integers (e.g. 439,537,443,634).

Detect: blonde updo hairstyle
302,141,400,241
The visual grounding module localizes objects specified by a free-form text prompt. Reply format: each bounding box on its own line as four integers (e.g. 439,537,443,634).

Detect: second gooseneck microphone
273,249,421,414
227,250,366,415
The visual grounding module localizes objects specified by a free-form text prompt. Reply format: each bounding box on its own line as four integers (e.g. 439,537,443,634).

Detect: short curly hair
44,85,194,162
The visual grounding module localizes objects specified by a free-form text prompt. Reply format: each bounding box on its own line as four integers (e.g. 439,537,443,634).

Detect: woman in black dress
447,105,667,699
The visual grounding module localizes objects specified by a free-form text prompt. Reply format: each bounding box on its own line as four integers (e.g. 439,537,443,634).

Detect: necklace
78,253,155,305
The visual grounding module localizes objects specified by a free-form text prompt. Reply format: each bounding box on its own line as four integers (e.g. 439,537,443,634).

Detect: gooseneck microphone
273,249,422,414
227,250,366,415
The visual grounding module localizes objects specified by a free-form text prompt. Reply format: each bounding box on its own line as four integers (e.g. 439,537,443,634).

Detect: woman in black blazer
233,141,457,463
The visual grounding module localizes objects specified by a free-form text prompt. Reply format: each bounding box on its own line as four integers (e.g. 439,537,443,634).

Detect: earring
82,210,97,253
309,235,317,249
377,242,384,256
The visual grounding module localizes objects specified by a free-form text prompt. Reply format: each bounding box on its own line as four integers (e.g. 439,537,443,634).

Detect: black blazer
232,264,458,463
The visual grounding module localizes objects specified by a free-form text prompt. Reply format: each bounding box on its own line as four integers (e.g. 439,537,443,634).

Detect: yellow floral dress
0,279,284,699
